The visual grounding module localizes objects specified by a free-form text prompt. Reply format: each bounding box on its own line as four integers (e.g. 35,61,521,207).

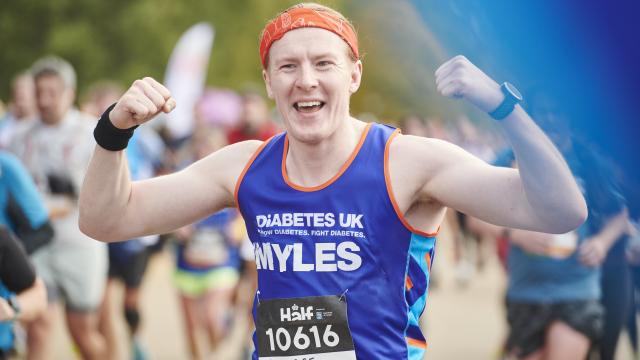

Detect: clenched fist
435,55,503,113
109,77,176,129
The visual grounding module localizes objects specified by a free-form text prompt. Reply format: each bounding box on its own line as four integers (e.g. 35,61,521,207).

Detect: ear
262,69,274,99
349,60,363,94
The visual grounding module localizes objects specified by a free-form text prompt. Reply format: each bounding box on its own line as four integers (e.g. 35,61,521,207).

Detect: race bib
256,295,356,360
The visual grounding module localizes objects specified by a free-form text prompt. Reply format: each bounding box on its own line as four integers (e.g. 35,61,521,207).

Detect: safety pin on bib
339,288,349,302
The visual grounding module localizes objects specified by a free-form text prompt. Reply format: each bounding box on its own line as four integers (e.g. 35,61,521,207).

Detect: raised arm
392,56,587,234
78,77,260,242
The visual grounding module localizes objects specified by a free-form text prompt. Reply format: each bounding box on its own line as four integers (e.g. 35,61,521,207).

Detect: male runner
80,3,586,359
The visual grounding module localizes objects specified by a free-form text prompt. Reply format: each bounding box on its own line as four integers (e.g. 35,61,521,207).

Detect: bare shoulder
386,135,444,210
386,134,464,232
388,133,482,208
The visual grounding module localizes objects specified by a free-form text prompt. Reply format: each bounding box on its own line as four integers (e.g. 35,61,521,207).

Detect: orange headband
259,7,359,68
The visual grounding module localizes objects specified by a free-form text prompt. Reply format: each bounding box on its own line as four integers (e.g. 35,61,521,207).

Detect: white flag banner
163,22,214,139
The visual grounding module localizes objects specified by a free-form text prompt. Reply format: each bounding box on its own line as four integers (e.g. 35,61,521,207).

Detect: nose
295,63,318,91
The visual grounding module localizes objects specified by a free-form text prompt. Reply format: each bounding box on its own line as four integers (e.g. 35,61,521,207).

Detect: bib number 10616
256,295,356,359
265,324,340,352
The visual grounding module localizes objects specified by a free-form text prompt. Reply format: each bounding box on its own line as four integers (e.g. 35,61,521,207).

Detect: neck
285,117,368,188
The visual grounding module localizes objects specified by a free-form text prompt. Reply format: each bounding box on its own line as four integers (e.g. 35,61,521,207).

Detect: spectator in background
424,116,450,141
500,216,624,360
11,56,108,360
502,163,627,360
0,228,47,359
0,72,37,149
471,95,631,360
172,127,243,360
453,116,496,162
226,91,279,144
0,151,53,256
578,146,632,360
0,150,51,359
399,114,428,137
531,93,634,360
80,81,124,118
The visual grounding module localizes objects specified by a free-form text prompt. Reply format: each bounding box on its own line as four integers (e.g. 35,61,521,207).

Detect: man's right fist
109,77,176,129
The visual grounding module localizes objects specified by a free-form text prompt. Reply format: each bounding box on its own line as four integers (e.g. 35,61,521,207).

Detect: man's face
263,28,362,144
35,74,74,125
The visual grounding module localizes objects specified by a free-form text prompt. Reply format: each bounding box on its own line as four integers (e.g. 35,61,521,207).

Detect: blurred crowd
0,55,638,360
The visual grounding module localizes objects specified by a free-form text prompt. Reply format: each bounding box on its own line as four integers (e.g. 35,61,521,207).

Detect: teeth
297,101,321,108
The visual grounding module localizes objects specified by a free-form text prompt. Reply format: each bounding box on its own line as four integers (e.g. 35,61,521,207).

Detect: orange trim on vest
281,123,372,192
405,275,414,290
383,130,439,238
406,337,427,349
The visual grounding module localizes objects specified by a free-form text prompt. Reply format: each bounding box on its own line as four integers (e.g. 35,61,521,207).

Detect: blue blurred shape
411,0,640,198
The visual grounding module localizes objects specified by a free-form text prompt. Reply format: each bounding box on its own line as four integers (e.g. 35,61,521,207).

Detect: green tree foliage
1,0,455,120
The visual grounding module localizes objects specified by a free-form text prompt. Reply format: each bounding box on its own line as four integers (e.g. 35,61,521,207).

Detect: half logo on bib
256,295,356,360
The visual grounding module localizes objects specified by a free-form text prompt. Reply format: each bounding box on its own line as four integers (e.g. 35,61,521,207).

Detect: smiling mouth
293,101,325,113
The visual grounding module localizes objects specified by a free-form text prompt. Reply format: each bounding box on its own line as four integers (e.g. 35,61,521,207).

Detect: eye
279,64,295,71
317,60,333,68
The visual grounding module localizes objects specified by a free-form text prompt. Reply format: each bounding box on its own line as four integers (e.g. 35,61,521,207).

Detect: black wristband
93,103,139,151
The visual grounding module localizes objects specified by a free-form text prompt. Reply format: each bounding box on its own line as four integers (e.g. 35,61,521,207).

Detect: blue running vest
236,123,437,359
